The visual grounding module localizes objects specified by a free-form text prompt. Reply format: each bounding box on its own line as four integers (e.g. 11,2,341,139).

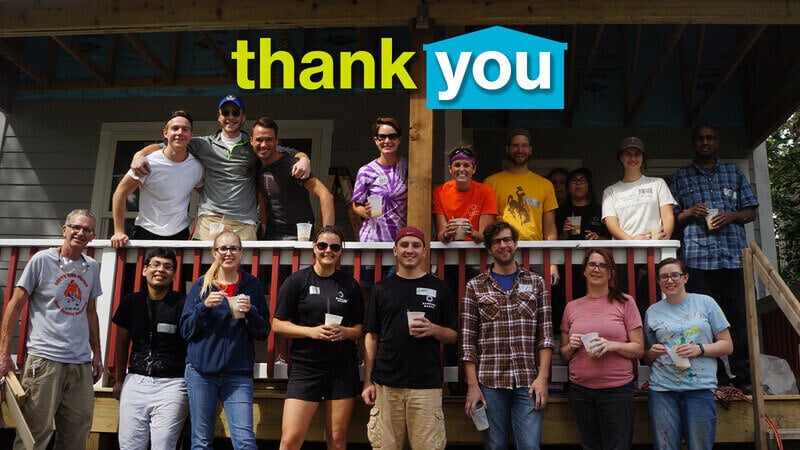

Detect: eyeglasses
215,246,242,254
586,262,611,271
220,109,242,117
315,242,342,252
375,133,400,141
509,143,531,149
569,177,588,185
658,272,685,282
64,224,95,234
489,236,515,247
694,134,717,142
449,147,474,159
147,262,175,271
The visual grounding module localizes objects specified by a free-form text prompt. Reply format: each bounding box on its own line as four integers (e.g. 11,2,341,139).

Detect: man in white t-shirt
111,110,204,247
0,209,104,450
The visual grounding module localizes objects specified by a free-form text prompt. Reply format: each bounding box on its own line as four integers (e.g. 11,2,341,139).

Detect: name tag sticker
156,323,177,334
519,284,533,293
416,288,437,297
309,286,320,295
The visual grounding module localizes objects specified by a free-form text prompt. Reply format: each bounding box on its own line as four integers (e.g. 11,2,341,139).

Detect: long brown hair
200,231,242,297
582,248,627,304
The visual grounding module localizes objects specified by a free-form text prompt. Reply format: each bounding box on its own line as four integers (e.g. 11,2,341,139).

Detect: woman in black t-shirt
273,226,364,450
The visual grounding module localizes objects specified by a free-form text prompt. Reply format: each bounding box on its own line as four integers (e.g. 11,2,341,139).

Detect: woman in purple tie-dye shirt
351,117,408,242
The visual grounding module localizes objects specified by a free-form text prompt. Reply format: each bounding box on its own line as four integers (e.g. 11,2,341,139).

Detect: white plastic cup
567,216,582,236
296,223,312,241
580,332,600,357
666,344,691,370
647,219,662,240
228,294,246,320
706,208,719,230
471,402,490,431
407,311,425,335
367,195,383,217
324,313,343,326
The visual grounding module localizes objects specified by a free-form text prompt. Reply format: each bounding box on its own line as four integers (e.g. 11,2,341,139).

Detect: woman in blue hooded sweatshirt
180,231,269,449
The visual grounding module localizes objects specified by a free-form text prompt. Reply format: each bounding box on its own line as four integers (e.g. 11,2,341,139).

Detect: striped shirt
670,160,758,270
460,265,555,389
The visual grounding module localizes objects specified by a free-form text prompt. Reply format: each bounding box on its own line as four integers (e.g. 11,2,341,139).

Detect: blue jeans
648,389,717,450
479,384,543,450
567,382,634,449
185,365,256,450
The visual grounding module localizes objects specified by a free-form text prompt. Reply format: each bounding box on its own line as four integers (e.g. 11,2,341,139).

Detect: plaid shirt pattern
670,160,758,270
460,265,555,389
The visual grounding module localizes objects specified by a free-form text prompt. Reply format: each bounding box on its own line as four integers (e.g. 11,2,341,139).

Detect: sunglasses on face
375,133,400,141
315,242,342,252
220,109,242,117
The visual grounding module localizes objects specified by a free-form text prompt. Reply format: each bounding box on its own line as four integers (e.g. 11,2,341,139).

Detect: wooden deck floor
4,382,799,447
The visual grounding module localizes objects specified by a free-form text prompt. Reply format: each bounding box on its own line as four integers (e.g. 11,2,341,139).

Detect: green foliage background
767,112,800,286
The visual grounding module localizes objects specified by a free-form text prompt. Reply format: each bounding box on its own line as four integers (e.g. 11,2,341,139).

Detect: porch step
768,428,800,450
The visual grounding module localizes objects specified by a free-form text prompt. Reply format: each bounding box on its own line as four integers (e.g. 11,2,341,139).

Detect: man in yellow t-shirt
484,129,559,241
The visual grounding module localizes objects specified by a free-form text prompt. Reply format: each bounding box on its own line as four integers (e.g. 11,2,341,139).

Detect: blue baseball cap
218,94,245,111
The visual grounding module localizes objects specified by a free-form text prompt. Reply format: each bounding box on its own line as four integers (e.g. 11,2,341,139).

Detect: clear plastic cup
580,332,600,357
471,401,489,431
407,311,425,335
666,344,691,370
567,216,582,236
367,195,383,217
706,208,719,230
324,313,343,326
296,223,312,241
647,219,662,240
228,294,246,319
453,218,470,241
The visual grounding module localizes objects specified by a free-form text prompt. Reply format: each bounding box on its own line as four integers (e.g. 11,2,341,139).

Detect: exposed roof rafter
51,35,111,85
124,33,171,81
0,39,48,86
688,25,766,124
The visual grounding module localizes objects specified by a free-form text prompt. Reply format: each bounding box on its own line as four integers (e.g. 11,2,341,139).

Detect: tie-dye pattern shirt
352,157,408,242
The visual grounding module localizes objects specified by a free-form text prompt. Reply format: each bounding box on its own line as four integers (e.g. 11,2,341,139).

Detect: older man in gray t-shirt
0,209,104,450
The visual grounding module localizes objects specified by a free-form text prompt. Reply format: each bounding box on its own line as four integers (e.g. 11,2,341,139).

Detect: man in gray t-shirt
0,209,104,450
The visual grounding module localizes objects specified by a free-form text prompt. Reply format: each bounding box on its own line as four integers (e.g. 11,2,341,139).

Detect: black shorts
285,358,360,401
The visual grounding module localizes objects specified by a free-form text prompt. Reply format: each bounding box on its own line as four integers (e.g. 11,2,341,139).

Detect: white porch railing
0,239,679,386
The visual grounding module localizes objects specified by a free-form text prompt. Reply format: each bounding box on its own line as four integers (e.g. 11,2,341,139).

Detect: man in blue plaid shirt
669,124,758,392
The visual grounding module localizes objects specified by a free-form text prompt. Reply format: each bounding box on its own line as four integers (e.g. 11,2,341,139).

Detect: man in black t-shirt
251,117,334,239
112,248,188,450
362,226,458,450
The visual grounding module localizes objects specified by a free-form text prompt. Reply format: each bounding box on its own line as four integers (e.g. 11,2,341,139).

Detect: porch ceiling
1,1,799,147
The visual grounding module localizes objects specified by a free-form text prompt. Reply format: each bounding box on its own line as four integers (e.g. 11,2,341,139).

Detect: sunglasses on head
220,109,242,117
315,242,342,252
449,147,474,159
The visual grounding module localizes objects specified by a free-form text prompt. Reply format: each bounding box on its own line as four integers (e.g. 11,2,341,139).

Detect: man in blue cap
130,94,311,240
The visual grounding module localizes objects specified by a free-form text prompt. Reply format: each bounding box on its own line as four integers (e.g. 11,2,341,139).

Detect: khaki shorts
366,383,446,450
192,215,257,241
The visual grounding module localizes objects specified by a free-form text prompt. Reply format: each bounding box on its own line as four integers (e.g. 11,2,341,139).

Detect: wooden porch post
408,25,434,269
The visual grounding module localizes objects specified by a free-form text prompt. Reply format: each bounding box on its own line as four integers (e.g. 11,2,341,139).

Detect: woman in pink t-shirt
432,145,498,244
559,248,645,449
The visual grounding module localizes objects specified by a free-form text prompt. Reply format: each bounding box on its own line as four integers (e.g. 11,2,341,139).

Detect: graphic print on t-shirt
54,274,88,316
507,186,532,225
